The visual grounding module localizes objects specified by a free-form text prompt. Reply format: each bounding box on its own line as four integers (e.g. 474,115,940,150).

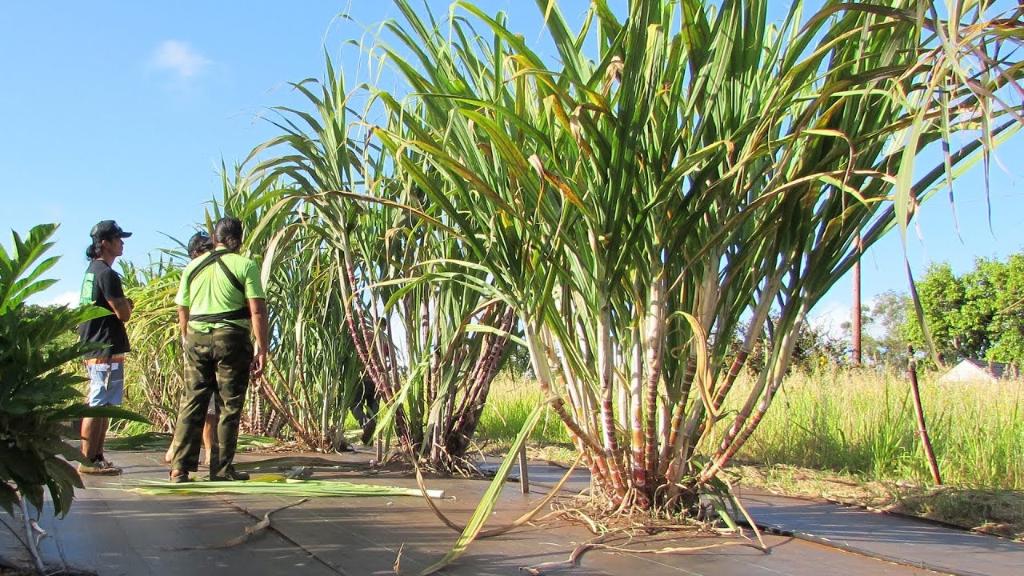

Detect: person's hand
251,347,267,379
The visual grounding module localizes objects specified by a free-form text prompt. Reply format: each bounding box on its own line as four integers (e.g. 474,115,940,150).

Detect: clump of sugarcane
192,166,367,449
121,260,189,432
372,0,1024,511
244,57,524,470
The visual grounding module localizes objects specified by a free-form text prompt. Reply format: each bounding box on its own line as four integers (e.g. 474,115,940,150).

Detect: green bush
0,223,144,517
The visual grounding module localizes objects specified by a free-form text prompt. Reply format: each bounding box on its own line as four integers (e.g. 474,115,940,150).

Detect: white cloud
808,301,850,341
150,40,210,79
40,290,79,308
810,296,893,342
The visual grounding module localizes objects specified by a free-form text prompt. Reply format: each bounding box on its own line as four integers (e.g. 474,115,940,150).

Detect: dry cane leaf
164,498,309,551
393,542,404,574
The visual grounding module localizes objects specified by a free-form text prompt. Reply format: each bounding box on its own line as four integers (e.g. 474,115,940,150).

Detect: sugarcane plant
369,0,1024,512
245,57,515,470
119,249,193,433
206,166,371,448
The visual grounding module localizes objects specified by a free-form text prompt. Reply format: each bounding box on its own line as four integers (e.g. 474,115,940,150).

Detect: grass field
733,367,1023,489
476,367,1024,539
481,368,1023,489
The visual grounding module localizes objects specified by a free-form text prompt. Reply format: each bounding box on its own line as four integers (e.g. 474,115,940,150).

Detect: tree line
791,253,1024,370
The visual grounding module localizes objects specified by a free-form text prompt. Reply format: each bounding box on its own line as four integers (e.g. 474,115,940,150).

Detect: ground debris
520,531,761,575
165,498,309,551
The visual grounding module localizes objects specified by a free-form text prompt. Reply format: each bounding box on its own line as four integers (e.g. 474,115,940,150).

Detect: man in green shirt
168,217,269,482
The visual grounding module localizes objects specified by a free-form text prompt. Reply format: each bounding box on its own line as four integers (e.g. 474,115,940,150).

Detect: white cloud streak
40,291,79,308
150,40,210,79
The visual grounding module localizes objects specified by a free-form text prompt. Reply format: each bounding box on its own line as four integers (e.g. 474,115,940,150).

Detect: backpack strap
187,249,244,293
186,249,251,323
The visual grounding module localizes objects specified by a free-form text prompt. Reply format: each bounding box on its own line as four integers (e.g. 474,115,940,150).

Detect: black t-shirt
77,259,131,357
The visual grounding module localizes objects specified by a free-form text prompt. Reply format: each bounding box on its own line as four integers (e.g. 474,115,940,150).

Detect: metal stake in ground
907,346,942,485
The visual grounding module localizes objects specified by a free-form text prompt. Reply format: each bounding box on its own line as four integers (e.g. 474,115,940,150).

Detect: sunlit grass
730,367,1024,489
481,368,1024,490
476,375,572,447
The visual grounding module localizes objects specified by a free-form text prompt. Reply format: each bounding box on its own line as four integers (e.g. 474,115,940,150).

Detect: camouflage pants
170,327,253,477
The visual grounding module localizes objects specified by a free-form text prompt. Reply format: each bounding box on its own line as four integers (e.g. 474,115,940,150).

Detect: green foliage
906,256,1024,367
742,318,848,374
837,290,912,367
0,224,145,518
862,291,912,367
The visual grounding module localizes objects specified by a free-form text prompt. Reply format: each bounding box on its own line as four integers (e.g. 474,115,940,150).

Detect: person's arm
108,296,133,322
174,261,193,345
248,298,268,378
177,305,189,346
98,268,132,322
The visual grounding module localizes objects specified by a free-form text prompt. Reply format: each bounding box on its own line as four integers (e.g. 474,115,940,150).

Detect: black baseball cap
90,220,132,240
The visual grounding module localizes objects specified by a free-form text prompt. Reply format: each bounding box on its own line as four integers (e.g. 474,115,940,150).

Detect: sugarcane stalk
258,370,319,449
699,310,804,484
713,272,779,409
643,265,666,485
628,319,648,503
333,246,376,388
659,356,696,476
908,346,942,485
448,315,511,454
596,291,628,497
525,321,613,489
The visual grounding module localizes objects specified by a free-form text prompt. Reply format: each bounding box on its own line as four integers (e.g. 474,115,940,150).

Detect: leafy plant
245,57,516,469
0,223,144,518
369,0,1024,514
906,255,1024,368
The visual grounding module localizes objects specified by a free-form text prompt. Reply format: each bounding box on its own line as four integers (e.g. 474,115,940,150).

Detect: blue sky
1,1,1021,333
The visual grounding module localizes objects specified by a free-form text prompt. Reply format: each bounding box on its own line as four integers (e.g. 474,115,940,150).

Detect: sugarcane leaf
419,403,543,575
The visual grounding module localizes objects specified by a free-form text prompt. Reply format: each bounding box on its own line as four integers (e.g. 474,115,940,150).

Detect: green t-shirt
175,250,265,333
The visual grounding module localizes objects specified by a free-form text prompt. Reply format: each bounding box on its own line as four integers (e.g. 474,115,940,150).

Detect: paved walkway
738,491,1024,576
1,450,1018,575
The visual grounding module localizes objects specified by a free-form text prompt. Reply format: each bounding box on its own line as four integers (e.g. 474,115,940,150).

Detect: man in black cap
77,220,134,475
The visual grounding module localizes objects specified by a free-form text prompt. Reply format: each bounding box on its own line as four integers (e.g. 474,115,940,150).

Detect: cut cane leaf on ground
418,403,544,576
105,433,276,452
125,479,444,499
233,456,347,471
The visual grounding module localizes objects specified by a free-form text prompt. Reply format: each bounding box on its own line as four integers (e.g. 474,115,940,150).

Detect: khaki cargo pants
170,327,253,477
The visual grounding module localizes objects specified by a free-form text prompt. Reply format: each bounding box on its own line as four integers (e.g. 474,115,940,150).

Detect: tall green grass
482,368,1023,489
476,375,572,447
725,368,1023,489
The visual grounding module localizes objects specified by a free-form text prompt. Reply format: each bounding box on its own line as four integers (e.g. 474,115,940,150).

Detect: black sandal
169,470,192,484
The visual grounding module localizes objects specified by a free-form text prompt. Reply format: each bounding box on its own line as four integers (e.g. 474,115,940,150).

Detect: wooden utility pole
907,346,942,485
852,235,862,365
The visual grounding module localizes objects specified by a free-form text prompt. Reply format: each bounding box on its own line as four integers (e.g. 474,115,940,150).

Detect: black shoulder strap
186,249,245,295
186,249,251,324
